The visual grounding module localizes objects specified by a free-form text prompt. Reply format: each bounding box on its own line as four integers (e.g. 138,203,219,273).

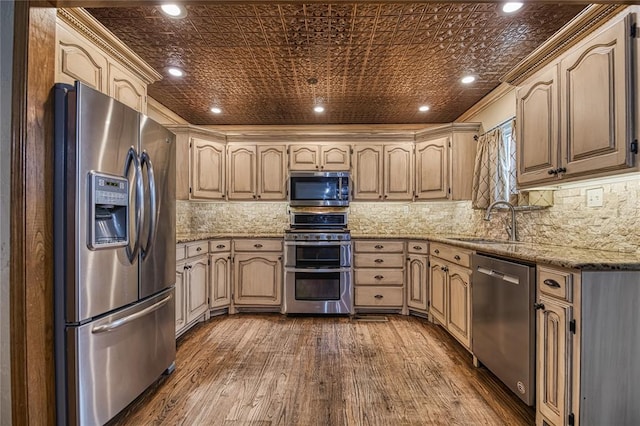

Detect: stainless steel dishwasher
472,253,536,406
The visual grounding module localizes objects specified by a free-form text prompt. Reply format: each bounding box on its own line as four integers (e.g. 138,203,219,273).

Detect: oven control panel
284,232,351,241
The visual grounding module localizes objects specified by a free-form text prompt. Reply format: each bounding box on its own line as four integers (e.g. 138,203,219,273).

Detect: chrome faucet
484,200,518,242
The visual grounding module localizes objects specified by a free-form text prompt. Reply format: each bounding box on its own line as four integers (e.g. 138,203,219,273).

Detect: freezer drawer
66,288,176,425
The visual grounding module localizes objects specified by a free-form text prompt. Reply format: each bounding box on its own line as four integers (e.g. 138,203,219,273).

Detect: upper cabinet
352,144,413,201
55,8,161,113
228,144,287,200
289,144,350,171
414,124,479,201
516,14,635,187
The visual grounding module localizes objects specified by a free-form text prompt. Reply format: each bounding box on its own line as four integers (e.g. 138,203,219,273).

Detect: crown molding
415,122,481,141
57,8,162,84
147,97,189,125
501,4,629,85
164,124,227,142
455,82,514,124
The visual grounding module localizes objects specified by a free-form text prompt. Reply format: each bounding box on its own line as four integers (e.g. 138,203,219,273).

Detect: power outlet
586,187,604,207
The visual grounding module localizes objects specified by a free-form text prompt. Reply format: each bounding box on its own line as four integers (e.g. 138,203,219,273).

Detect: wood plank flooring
109,314,534,426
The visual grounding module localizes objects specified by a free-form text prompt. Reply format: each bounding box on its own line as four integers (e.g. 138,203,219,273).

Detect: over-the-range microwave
288,171,350,207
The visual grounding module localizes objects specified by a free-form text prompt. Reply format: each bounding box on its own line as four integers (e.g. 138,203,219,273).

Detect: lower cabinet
233,239,283,307
209,240,232,309
353,240,405,311
406,240,429,312
175,241,210,337
428,243,472,350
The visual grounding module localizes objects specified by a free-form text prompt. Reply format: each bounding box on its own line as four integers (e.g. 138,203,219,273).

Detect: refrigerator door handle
91,294,172,334
140,150,157,260
124,146,144,264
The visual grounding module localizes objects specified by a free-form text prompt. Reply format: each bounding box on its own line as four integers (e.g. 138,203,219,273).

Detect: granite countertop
176,232,640,271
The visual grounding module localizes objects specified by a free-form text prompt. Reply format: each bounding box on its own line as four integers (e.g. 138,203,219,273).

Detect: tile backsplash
178,177,640,253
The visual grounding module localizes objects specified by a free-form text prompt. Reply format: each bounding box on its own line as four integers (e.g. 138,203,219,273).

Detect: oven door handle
286,267,352,273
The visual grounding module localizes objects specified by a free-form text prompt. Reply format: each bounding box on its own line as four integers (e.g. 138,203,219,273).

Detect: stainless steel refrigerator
54,81,176,425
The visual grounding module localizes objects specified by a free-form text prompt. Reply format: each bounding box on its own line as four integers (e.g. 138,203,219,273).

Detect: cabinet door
352,145,384,200
175,262,186,334
447,264,471,349
108,63,146,113
384,144,414,200
320,144,351,171
407,255,428,311
234,253,282,305
228,145,257,200
537,297,572,426
289,145,319,170
191,138,226,200
429,259,447,324
516,65,560,186
209,253,231,308
560,18,631,177
415,138,449,200
186,257,209,324
56,24,108,92
257,145,287,200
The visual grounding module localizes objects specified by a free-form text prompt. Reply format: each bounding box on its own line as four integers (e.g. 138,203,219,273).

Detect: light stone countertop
176,232,640,271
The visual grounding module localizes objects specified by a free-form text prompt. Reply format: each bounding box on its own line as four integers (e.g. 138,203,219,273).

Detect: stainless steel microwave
288,171,350,207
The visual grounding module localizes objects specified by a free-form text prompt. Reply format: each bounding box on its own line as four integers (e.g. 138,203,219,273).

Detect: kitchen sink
448,237,518,244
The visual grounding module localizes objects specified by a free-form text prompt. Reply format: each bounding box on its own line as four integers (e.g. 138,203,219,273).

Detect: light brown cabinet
228,145,287,200
352,145,413,201
517,16,635,187
174,263,186,333
353,240,405,310
429,243,472,350
175,241,210,336
191,138,226,200
289,144,350,171
209,240,231,309
414,124,479,201
406,241,429,312
233,239,283,306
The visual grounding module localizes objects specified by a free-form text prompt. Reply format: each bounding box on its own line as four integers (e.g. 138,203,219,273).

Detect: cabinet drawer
209,239,231,252
407,240,428,255
538,265,574,302
233,239,283,252
186,241,208,258
430,243,471,268
355,269,404,286
176,245,186,261
354,240,404,253
355,286,403,307
354,253,405,268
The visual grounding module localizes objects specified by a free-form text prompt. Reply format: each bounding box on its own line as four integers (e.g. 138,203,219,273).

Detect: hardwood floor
110,314,534,426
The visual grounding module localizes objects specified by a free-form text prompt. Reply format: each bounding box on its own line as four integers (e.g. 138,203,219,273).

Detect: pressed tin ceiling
87,3,586,125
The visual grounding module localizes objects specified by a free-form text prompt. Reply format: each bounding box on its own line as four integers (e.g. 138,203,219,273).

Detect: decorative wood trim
501,4,629,85
415,123,481,142
166,124,227,143
454,82,514,123
11,5,57,425
56,7,162,84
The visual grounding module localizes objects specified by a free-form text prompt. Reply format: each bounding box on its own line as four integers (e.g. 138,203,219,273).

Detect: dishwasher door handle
477,266,520,285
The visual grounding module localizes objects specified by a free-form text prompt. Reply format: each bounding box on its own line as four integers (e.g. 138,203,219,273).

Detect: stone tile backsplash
178,177,640,253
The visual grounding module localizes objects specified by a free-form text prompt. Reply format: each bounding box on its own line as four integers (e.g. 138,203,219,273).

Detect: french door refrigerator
54,81,176,425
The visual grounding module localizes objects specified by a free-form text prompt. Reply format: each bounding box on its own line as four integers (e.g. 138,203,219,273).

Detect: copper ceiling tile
87,2,585,126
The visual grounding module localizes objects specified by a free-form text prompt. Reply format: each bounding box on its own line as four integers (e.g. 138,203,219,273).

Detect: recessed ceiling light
160,4,187,19
167,67,184,77
210,107,222,114
314,106,325,113
461,75,476,84
502,2,523,13
419,105,430,112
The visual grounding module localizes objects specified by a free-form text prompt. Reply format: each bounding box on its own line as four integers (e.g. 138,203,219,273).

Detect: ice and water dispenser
88,171,129,249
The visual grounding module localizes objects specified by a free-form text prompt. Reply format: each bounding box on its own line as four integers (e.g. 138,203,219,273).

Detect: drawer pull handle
374,294,383,299
543,279,561,288
254,244,263,248
374,259,384,263
375,245,384,249
454,255,461,261
534,302,545,310
413,245,422,250
434,249,440,254
216,244,226,249
374,275,384,280
196,247,202,252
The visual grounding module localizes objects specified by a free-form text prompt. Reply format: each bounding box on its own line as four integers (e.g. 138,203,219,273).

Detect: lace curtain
471,120,518,209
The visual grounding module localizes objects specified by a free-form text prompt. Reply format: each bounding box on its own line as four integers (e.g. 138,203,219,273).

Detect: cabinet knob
278,256,282,260
374,259,384,263
557,167,567,174
257,195,261,199
254,243,263,248
384,194,388,199
454,255,460,261
534,302,545,310
316,165,319,169
375,245,384,249
378,195,382,199
548,168,557,175
216,244,226,249
374,294,383,299
374,275,384,280
253,194,257,199
196,247,202,252
434,249,440,254
543,279,561,288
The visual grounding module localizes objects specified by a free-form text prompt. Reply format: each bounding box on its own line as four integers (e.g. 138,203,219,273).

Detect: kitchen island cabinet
232,239,283,309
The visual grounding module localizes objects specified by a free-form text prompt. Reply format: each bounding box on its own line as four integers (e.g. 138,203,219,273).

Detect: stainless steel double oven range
284,211,352,314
